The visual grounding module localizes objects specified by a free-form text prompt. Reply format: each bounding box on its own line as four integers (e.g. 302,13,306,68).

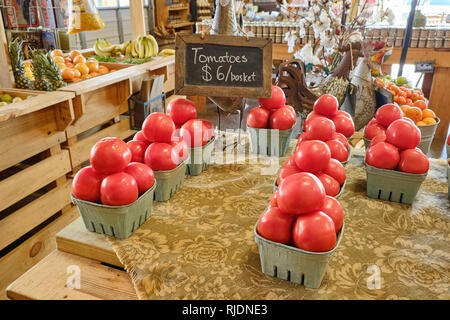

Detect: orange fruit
404,106,422,122
86,60,99,73
61,68,75,80
69,50,82,61
57,63,66,70
75,63,89,75
422,117,436,125
400,105,410,115
394,95,407,105
65,62,74,68
374,78,385,87
50,49,63,58
89,72,99,77
72,55,87,65
64,57,72,63
73,69,81,78
413,100,427,110
405,98,413,106
72,77,81,82
390,84,400,95
53,56,65,64
422,109,436,119
80,74,93,80
416,121,427,126
98,65,110,74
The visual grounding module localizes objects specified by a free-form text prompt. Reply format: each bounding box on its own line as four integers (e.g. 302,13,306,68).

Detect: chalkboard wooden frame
175,34,273,98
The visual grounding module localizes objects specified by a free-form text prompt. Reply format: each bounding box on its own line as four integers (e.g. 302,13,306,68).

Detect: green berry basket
254,221,344,289
340,146,353,166
71,182,157,239
248,124,295,157
186,138,215,176
153,161,187,202
417,117,440,155
363,137,371,150
365,162,427,205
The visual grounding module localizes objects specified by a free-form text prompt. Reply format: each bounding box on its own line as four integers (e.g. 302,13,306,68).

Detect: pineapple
31,50,66,91
8,39,32,89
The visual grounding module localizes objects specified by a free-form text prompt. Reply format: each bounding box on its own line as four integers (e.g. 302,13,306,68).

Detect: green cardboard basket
417,118,440,155
363,137,371,150
153,161,187,202
186,138,215,176
248,124,295,157
71,182,157,239
365,163,427,205
254,221,344,289
341,146,352,166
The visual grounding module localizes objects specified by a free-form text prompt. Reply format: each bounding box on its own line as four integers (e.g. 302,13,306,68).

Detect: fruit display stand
58,56,175,176
0,90,79,298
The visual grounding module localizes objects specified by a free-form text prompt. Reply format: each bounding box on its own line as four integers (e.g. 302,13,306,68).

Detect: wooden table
6,216,138,300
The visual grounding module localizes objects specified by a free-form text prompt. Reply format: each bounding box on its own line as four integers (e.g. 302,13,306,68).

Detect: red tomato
386,119,421,150
366,142,400,169
364,124,386,140
258,85,286,110
181,119,213,147
171,137,189,163
366,119,379,128
320,196,343,232
90,138,132,175
368,132,387,148
283,105,296,118
126,140,147,163
375,104,403,128
133,130,151,145
283,154,297,168
72,166,104,202
278,172,326,215
201,119,215,141
100,172,139,206
326,140,348,162
142,112,176,144
447,134,450,145
397,149,429,174
269,107,296,130
257,206,294,244
246,106,270,128
268,191,279,208
144,142,179,171
315,173,340,197
297,132,309,145
166,98,197,126
124,162,155,194
292,211,337,252
277,165,302,185
294,140,331,173
313,94,339,117
332,115,355,138
335,110,351,118
304,117,336,141
331,132,349,151
323,159,346,185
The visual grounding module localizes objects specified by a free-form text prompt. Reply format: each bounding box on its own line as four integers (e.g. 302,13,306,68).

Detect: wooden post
0,10,14,88
428,67,450,138
130,0,146,39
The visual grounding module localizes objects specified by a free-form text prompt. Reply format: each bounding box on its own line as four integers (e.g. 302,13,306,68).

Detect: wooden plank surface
6,250,137,300
0,149,72,211
64,119,135,168
0,180,72,251
0,207,79,299
0,10,14,88
57,218,122,268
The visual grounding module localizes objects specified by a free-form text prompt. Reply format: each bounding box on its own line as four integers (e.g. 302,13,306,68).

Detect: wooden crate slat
0,207,79,298
0,103,70,172
6,250,137,300
57,218,123,268
0,181,72,251
0,150,71,212
65,119,134,169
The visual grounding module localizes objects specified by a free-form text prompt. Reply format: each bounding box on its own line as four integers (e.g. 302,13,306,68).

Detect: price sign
414,61,434,73
175,34,272,98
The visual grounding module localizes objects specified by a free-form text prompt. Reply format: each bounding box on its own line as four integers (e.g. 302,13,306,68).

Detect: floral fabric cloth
108,133,450,300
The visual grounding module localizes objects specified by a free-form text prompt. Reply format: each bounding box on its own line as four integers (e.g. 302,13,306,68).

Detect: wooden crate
0,90,77,297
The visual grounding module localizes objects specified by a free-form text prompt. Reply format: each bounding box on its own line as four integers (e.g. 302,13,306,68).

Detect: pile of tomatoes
258,147,344,252
246,86,297,130
364,104,429,174
298,94,354,163
50,49,112,82
373,78,438,126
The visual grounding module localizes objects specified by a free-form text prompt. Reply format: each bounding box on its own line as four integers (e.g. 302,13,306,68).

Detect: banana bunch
129,35,159,59
158,49,175,57
94,39,115,57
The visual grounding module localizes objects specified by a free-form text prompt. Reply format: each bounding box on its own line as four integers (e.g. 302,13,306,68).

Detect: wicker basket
254,222,344,289
71,182,157,239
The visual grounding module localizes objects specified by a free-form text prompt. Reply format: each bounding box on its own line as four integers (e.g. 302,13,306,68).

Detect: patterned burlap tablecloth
108,133,450,300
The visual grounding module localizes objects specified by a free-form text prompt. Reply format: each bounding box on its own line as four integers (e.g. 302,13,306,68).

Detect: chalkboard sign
414,61,434,73
175,34,272,98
